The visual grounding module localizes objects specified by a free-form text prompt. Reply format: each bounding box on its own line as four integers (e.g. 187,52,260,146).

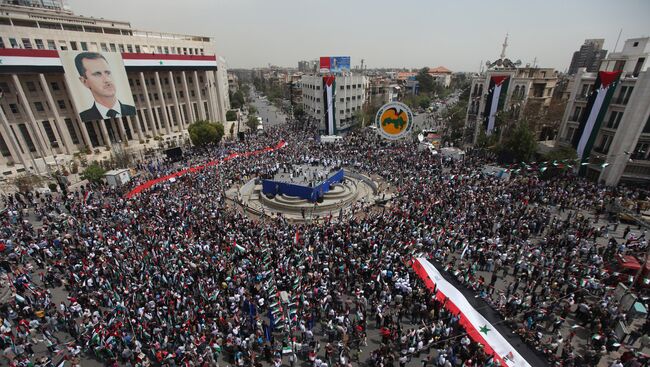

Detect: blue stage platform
262,169,345,202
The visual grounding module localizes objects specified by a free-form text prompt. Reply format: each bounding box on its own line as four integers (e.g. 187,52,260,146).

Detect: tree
248,105,258,115
498,122,537,163
416,68,435,94
81,163,106,184
226,110,238,121
230,90,245,109
246,116,259,131
188,120,225,146
543,146,577,162
13,173,43,192
418,96,432,110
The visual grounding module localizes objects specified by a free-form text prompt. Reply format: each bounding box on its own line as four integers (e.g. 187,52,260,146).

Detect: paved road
250,94,288,128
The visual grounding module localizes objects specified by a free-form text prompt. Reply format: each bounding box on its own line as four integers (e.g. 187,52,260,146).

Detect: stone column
193,70,206,120
168,71,185,130
154,71,172,135
11,75,49,158
181,71,195,123
0,106,28,168
60,76,93,149
139,72,158,136
38,74,75,154
130,115,144,141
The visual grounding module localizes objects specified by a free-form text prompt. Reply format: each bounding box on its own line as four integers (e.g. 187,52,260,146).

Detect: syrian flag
413,258,531,367
294,231,300,245
484,75,510,135
572,71,622,173
83,191,93,205
323,75,336,135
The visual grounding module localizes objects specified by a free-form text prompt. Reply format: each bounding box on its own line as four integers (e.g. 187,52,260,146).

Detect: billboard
60,51,136,122
319,56,350,73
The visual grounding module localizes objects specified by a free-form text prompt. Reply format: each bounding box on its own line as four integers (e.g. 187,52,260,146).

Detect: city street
250,92,288,128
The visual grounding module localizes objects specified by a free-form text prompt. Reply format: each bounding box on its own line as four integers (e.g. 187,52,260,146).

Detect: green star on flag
159,60,164,65
479,325,491,335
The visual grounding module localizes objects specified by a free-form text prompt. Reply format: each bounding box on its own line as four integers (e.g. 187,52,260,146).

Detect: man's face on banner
79,57,116,99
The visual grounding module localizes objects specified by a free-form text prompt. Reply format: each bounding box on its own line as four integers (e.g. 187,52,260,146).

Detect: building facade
568,39,608,75
465,65,558,143
0,2,229,177
557,37,650,185
300,73,367,135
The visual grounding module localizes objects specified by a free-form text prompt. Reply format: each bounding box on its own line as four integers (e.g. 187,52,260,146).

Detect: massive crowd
1,123,649,367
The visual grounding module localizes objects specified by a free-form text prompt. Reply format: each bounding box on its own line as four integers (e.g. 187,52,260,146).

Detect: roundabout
232,166,383,222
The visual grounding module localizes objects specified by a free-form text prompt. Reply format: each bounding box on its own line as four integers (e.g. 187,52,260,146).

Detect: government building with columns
0,1,230,177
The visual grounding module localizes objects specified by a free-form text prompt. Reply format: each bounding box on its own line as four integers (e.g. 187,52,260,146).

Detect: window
9,104,19,114
571,106,583,121
157,46,162,53
26,81,37,92
50,82,60,91
0,38,4,48
34,39,44,49
633,58,645,77
100,43,108,52
109,43,117,52
179,90,184,98
89,42,98,52
164,78,169,85
564,127,576,142
118,44,124,52
127,44,133,53
633,41,639,47
42,120,58,147
70,41,78,51
613,60,626,71
631,143,648,160
190,90,195,97
18,124,36,152
81,42,88,51
34,102,44,112
9,38,19,48
135,45,141,53
64,118,79,144
57,40,67,50
0,82,10,94
135,79,141,86
0,134,10,157
340,86,344,90
164,46,169,54
579,84,592,98
21,38,32,49
606,111,623,129
339,98,344,102
153,93,159,100
595,134,613,154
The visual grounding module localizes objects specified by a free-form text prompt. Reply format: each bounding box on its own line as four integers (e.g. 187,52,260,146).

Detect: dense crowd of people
1,123,649,367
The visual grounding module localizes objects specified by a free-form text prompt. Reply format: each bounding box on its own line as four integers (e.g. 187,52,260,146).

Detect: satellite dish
515,60,522,66
418,133,424,142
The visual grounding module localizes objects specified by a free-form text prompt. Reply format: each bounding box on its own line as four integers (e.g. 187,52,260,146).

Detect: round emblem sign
374,102,413,140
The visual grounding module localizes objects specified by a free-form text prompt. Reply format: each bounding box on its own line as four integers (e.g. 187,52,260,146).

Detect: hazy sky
68,0,650,72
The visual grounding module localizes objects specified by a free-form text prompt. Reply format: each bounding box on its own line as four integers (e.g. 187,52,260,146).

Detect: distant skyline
68,0,650,72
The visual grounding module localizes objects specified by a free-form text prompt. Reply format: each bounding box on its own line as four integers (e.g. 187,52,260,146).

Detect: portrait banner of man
60,51,136,122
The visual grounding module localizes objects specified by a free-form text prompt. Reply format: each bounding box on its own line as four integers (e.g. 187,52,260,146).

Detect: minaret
500,33,509,59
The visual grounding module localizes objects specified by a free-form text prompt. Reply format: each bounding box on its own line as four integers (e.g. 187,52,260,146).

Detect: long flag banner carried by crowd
484,75,510,135
412,258,532,367
572,70,622,174
125,140,287,198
